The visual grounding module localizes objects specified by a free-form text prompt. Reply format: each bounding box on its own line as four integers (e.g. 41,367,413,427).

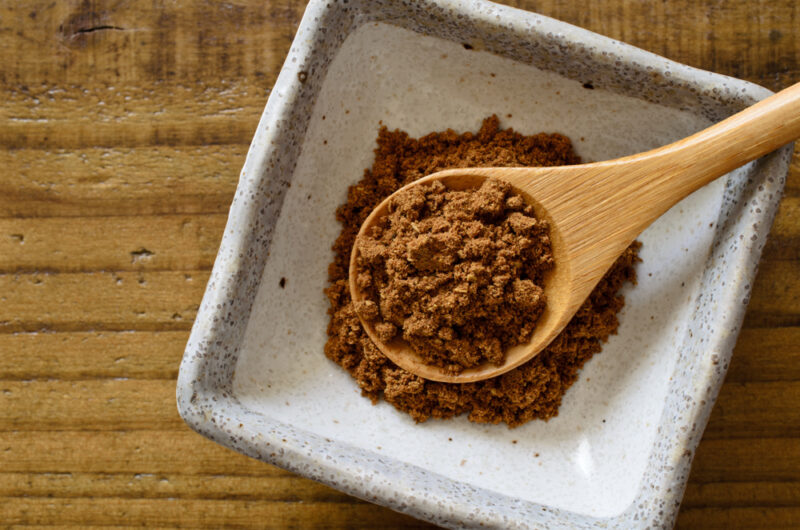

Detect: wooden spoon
350,82,800,383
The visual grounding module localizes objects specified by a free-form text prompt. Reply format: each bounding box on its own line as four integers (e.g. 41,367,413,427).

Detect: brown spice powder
325,116,641,427
353,178,553,373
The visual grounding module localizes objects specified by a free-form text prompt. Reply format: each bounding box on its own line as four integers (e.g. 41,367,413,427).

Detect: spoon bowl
350,82,800,383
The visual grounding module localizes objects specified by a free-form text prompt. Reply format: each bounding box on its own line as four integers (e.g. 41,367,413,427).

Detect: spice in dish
352,178,553,373
325,116,640,427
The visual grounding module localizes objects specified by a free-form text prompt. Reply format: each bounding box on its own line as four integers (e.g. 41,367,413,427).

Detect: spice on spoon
325,116,640,427
353,178,553,373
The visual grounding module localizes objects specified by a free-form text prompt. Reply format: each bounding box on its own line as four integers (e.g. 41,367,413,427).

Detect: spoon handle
647,81,800,202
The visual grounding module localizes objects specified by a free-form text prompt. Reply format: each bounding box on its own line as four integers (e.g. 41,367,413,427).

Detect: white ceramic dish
177,1,791,527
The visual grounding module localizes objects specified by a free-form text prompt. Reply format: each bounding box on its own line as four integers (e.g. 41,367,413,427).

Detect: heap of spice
325,116,640,427
353,178,553,373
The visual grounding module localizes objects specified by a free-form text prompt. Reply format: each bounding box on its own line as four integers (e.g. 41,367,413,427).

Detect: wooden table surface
1,1,798,528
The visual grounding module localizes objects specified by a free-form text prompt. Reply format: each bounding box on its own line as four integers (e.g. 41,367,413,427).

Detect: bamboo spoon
350,82,800,383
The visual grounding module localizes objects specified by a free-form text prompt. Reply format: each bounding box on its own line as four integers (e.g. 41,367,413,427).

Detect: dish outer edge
176,0,792,528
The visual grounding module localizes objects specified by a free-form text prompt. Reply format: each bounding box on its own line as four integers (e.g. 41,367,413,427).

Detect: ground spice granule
324,116,640,427
353,178,553,373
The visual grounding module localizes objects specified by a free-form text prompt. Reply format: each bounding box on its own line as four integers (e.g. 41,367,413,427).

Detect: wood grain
0,146,243,218
0,271,207,333
0,331,187,380
0,0,797,528
0,499,427,528
0,214,226,272
726,327,800,382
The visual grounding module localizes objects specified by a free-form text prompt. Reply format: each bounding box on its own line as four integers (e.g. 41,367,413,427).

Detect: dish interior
232,22,737,517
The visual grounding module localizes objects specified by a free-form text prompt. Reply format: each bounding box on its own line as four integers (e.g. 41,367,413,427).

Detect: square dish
176,1,791,528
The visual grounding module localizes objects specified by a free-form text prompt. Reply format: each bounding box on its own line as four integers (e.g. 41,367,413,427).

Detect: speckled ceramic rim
176,1,792,527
